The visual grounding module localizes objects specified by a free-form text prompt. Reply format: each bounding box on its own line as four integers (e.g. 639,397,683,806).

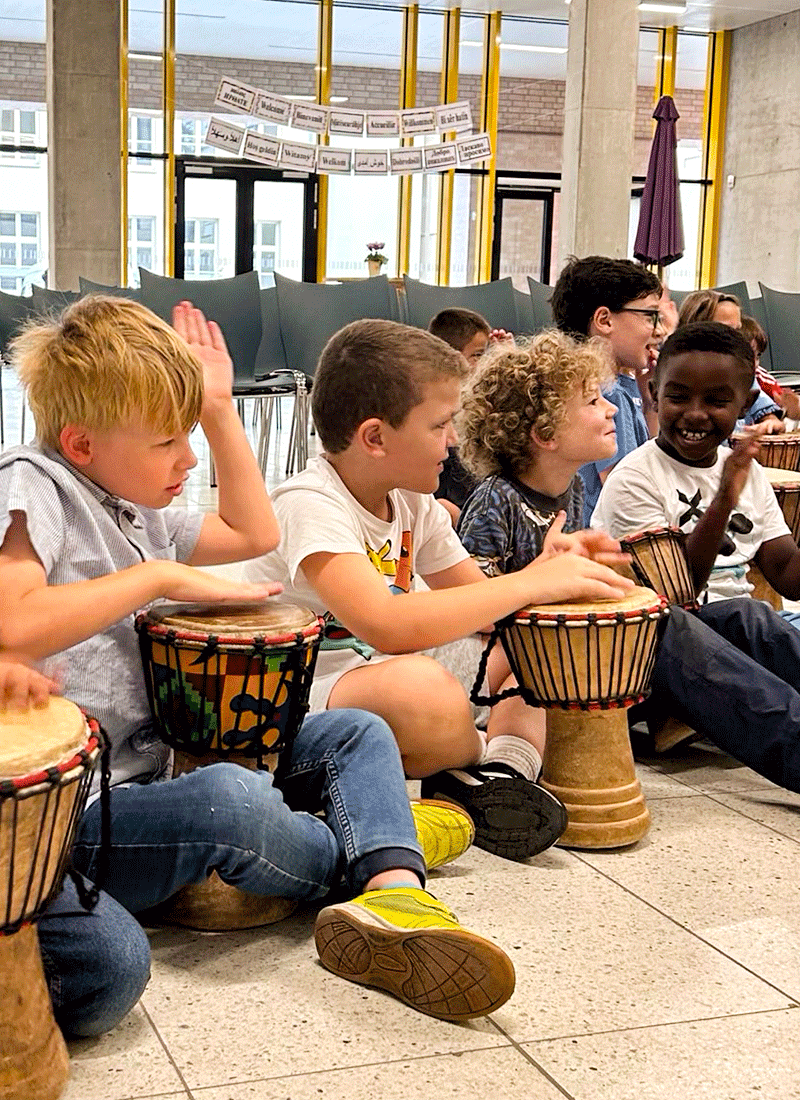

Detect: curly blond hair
457,329,613,479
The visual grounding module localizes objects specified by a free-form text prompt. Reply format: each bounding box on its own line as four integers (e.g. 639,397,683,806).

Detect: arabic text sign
204,117,246,155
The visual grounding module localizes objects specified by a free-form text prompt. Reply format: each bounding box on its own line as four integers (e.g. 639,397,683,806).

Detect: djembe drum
500,587,668,849
764,467,800,542
0,697,101,1100
619,527,698,609
743,431,800,471
136,601,321,930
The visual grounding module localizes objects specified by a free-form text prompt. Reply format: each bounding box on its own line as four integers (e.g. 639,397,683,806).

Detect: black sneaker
420,763,567,861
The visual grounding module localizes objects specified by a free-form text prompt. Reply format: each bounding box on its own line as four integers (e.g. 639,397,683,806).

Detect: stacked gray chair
79,277,142,301
403,275,518,333
0,290,35,448
759,282,800,383
526,277,554,333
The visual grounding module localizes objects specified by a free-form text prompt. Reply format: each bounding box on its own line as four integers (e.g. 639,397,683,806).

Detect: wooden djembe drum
0,697,101,1100
619,527,698,610
136,601,321,930
500,587,668,849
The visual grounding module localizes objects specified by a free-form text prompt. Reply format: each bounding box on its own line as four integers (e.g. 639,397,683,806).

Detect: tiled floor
3,376,800,1099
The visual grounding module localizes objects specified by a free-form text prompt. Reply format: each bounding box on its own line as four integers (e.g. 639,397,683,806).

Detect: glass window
20,213,37,236
184,217,220,280
127,213,159,286
0,211,42,289
0,243,16,265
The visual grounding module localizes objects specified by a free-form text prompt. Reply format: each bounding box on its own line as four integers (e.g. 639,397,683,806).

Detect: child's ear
357,417,387,457
530,427,555,452
59,424,93,467
590,306,613,338
648,376,659,408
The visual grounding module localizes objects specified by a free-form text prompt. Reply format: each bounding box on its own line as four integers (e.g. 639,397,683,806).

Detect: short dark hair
428,308,490,352
677,289,740,328
740,314,768,355
656,321,755,386
312,318,468,453
551,255,661,338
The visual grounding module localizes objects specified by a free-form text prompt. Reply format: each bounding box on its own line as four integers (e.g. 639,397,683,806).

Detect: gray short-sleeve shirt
0,445,204,789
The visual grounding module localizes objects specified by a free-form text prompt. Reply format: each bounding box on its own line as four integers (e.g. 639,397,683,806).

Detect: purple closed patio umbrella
634,95,684,271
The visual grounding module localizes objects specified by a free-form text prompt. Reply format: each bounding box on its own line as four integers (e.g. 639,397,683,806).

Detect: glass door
491,187,555,288
175,160,317,282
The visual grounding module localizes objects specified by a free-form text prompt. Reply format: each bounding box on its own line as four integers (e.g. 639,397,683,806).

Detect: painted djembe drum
136,601,321,930
0,697,100,1100
764,467,800,543
619,527,698,609
500,587,668,849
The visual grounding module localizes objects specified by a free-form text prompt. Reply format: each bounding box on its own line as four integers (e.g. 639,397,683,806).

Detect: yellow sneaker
314,886,515,1021
411,798,475,870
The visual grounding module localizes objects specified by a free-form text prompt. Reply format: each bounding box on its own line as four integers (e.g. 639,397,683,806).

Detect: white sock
481,736,542,782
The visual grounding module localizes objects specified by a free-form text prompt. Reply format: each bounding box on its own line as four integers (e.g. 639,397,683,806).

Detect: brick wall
0,38,704,157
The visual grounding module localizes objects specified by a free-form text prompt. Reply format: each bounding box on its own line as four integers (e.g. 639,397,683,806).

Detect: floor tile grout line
140,1000,196,1099
486,1019,577,1099
636,782,800,845
570,850,800,1006
495,1003,798,1047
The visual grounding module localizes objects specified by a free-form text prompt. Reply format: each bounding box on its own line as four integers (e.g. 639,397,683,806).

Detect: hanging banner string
205,76,492,174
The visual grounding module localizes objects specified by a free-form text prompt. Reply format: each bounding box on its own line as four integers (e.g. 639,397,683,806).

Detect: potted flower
365,241,388,277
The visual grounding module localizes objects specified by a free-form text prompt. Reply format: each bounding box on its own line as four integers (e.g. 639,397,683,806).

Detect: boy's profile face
460,330,489,367
601,291,662,374
549,383,617,466
379,376,461,495
651,350,753,468
67,421,198,508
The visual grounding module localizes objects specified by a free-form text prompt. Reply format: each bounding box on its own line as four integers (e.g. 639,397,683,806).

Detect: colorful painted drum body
135,601,322,930
500,587,668,850
0,697,100,1100
619,527,698,610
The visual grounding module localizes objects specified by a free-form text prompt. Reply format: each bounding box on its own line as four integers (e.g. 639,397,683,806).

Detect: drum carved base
0,925,70,1100
540,710,650,849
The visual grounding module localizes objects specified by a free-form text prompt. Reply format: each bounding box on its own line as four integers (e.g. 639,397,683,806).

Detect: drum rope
66,719,111,913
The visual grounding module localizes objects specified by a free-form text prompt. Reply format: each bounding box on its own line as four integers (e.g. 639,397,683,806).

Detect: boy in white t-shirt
590,321,800,791
246,319,634,860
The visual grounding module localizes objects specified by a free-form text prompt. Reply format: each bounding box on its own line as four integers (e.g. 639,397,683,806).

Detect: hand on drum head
160,562,283,605
521,551,635,604
172,301,233,408
0,655,59,711
542,512,632,568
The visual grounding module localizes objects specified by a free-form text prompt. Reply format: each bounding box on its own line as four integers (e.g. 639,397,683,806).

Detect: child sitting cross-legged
454,324,800,794
245,319,635,861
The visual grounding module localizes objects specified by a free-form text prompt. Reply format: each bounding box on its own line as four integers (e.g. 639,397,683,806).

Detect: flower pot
367,260,382,277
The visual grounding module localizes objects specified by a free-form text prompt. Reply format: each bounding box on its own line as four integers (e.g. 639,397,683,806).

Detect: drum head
518,585,661,619
143,601,319,641
0,696,88,780
764,466,800,488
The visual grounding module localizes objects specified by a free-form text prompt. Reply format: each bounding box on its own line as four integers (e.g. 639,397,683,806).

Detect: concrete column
47,0,121,290
558,0,639,268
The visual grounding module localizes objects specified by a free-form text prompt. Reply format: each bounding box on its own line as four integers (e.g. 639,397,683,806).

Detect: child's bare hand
489,329,515,346
161,562,282,605
756,414,785,435
0,656,60,711
522,552,635,605
721,423,769,505
541,513,630,568
172,301,233,407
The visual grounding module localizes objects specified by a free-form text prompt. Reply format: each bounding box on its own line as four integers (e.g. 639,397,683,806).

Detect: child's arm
171,304,280,566
684,431,766,594
0,512,278,659
300,548,633,655
0,654,59,709
755,535,800,599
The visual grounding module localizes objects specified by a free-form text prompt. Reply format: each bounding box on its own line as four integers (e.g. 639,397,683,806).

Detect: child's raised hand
0,656,60,711
489,328,515,347
172,301,234,408
720,423,769,506
541,513,630,568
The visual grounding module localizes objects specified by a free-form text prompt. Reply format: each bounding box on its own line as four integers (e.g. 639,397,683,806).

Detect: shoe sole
315,905,515,1021
421,775,567,861
411,798,476,870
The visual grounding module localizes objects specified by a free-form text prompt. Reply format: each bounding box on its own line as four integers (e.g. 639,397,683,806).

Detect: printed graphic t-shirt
244,455,469,688
590,438,789,602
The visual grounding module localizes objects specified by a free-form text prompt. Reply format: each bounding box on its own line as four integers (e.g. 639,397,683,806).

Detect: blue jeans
38,875,151,1038
71,708,425,913
647,599,800,791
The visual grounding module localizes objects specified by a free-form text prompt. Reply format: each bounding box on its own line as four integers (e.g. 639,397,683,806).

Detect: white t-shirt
245,455,469,708
590,439,790,602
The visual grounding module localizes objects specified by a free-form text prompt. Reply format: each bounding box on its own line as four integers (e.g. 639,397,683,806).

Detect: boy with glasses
551,255,662,524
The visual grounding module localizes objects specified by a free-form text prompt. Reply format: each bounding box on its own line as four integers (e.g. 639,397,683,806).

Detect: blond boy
246,319,632,860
